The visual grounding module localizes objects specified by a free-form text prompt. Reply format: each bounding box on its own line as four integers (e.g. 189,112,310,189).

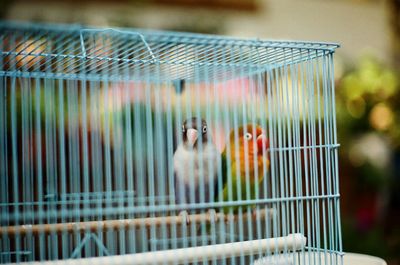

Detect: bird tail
196,209,219,243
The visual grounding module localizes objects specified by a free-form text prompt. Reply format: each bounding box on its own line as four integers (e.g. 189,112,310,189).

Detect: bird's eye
182,126,186,133
202,126,207,133
244,133,252,140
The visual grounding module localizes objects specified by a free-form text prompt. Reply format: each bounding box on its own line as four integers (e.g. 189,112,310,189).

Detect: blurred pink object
105,77,260,111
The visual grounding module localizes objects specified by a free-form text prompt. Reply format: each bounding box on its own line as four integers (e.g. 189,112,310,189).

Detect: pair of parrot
173,117,270,223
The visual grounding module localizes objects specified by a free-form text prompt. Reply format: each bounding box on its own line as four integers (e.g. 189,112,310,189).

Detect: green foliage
337,55,400,261
342,219,388,258
337,56,400,147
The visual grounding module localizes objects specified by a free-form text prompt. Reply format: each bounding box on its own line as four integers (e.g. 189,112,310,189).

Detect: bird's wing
174,171,181,205
215,150,228,202
221,151,228,190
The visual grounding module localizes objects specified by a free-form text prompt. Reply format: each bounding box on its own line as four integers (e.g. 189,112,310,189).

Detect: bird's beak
256,134,269,153
186,128,198,146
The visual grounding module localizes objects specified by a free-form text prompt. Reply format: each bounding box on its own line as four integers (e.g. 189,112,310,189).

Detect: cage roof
0,21,339,82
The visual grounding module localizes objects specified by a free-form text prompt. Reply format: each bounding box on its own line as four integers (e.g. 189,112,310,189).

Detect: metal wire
0,21,342,265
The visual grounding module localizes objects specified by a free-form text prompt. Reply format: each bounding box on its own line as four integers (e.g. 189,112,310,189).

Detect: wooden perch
14,233,306,265
0,208,275,236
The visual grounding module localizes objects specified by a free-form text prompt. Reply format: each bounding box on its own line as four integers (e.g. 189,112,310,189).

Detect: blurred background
1,0,399,264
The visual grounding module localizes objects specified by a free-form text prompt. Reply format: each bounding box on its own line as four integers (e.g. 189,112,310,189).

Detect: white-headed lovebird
173,117,218,223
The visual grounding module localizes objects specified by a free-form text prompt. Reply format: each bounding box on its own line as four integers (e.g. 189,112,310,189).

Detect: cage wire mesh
0,21,342,265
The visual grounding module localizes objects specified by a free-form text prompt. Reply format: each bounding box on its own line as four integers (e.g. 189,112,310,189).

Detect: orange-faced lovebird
217,124,270,213
173,117,219,223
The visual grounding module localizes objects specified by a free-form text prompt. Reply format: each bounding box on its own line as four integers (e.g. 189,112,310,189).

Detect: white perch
11,233,306,265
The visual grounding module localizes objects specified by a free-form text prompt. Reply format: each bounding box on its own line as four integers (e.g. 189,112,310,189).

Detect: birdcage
0,21,342,265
